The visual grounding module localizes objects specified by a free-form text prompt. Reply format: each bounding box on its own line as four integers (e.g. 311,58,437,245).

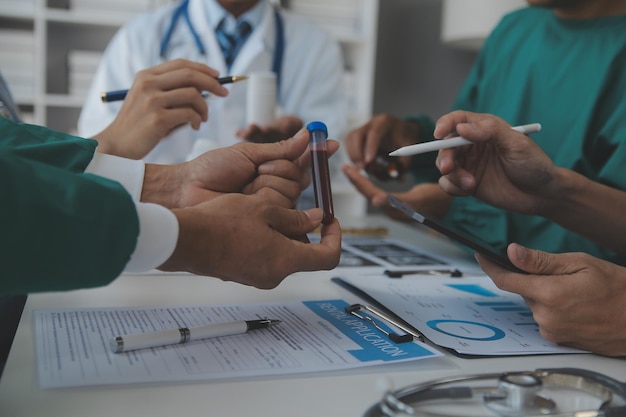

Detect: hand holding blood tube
307,121,334,224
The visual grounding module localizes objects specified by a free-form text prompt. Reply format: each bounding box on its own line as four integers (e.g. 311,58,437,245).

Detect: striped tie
215,19,252,70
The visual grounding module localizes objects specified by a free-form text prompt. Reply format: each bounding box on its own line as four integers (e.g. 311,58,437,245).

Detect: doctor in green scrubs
343,0,626,263
433,110,626,357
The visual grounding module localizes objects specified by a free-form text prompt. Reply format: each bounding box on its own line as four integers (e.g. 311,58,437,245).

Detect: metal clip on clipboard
345,304,425,343
384,268,463,278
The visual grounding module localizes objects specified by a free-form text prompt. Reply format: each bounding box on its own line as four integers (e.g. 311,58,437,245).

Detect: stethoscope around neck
365,368,626,417
159,0,285,89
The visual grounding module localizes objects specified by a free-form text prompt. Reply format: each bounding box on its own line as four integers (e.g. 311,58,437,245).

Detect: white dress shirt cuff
85,152,145,201
124,203,179,273
85,152,179,272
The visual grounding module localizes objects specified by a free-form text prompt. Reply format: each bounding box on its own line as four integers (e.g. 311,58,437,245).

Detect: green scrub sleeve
0,118,139,294
0,122,99,173
0,152,139,294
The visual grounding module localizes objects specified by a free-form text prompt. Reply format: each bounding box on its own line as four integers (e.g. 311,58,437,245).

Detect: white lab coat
77,0,348,168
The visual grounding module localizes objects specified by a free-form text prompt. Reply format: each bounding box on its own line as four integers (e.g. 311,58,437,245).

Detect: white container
245,71,276,126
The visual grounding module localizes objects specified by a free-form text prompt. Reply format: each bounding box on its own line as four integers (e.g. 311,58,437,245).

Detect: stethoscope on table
364,368,626,417
159,0,285,89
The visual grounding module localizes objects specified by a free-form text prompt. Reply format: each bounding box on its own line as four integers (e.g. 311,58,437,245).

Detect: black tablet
387,195,526,274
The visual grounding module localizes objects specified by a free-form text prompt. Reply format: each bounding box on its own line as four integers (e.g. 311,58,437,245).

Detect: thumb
248,128,309,165
507,243,575,275
268,207,323,236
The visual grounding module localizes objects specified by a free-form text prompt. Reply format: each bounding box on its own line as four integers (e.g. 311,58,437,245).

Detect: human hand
141,129,340,209
344,114,419,170
435,111,557,216
159,192,342,288
93,59,229,159
236,115,303,143
342,164,451,220
477,243,626,357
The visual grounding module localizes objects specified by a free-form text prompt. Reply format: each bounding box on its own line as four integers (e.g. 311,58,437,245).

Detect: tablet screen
387,195,526,274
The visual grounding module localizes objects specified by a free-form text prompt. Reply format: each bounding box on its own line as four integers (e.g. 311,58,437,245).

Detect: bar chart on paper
336,273,587,356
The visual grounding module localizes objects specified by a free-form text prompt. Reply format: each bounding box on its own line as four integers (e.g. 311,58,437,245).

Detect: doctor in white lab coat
78,0,348,176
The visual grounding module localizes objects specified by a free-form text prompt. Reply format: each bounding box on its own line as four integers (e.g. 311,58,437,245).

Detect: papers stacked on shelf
287,0,364,39
69,0,164,14
0,29,36,101
0,0,35,12
67,50,102,100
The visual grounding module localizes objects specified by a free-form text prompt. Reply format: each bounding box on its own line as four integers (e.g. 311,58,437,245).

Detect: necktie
215,19,252,70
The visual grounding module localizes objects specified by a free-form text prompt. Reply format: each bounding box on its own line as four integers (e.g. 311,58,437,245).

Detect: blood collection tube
307,121,334,225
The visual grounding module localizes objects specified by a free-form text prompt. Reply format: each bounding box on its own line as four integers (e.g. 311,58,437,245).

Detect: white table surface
1,215,624,417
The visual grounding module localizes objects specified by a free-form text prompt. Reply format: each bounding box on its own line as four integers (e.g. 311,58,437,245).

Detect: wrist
158,208,187,273
539,167,583,219
93,125,128,158
158,206,215,276
141,163,182,208
92,130,116,155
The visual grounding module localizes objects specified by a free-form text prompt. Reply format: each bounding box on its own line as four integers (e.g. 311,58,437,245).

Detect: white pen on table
110,318,281,353
388,123,542,157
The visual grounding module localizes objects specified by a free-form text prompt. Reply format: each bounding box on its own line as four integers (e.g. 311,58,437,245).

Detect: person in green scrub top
434,110,626,357
0,116,341,295
342,0,626,263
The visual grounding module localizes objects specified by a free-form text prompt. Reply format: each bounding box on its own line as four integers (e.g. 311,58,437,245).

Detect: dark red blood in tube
307,121,334,225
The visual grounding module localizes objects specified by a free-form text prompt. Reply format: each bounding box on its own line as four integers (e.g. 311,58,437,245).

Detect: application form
34,299,442,388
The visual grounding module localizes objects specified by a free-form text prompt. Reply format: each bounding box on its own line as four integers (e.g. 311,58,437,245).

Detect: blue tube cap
306,121,328,136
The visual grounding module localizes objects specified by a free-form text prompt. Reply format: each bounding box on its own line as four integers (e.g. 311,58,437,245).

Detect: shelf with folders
0,0,378,156
0,0,35,18
45,0,170,24
45,21,115,110
282,0,379,128
0,19,36,107
44,6,162,26
285,0,374,40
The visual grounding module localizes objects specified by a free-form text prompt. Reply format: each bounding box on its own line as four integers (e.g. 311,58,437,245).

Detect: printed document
337,236,452,270
34,299,442,388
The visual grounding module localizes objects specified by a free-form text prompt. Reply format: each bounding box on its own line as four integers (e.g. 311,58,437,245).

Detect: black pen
110,318,280,353
100,75,248,103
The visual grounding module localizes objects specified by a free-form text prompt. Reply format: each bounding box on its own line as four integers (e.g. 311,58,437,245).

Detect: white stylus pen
388,123,542,157
110,318,281,353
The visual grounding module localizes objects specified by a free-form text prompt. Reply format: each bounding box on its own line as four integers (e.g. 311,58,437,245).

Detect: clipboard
332,277,426,342
332,273,587,358
333,276,490,358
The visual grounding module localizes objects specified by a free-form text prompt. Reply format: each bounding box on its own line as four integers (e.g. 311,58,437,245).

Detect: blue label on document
303,300,434,362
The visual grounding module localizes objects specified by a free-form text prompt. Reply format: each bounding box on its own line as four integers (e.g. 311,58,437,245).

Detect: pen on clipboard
110,318,280,353
100,75,248,103
388,123,542,157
